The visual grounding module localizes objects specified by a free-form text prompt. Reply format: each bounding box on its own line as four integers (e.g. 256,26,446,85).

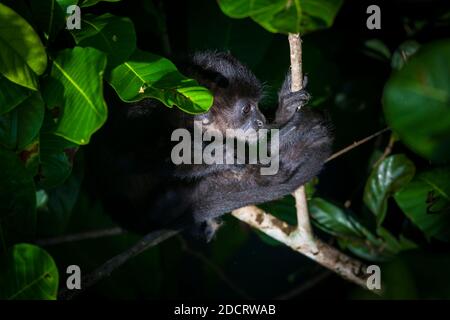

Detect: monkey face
233,98,266,132
188,51,266,141
197,94,266,143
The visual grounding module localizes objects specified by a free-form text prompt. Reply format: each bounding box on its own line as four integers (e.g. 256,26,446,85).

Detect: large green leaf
217,0,343,34
0,244,59,300
0,3,47,90
395,167,450,241
383,40,450,162
0,75,31,115
48,47,107,144
0,148,36,247
0,93,45,150
71,13,136,68
363,155,416,226
107,49,213,114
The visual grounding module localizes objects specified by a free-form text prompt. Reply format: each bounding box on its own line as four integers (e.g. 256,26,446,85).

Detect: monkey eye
242,104,251,114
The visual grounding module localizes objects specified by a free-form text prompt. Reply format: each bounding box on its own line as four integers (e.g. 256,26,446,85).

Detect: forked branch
232,33,371,290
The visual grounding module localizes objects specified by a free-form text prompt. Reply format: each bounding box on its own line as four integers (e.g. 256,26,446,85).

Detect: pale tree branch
232,206,369,289
288,33,316,252
232,33,373,291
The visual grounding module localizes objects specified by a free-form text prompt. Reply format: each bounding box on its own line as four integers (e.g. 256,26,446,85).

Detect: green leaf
0,93,45,150
80,0,121,7
0,244,59,300
0,75,31,115
391,40,420,70
71,13,136,69
383,40,450,162
38,153,83,235
217,0,343,34
309,197,375,241
30,0,66,42
0,148,36,246
48,47,107,144
376,227,417,254
363,155,416,226
37,122,77,189
364,39,391,61
0,3,47,90
107,49,213,114
57,0,79,9
394,167,450,241
36,190,49,209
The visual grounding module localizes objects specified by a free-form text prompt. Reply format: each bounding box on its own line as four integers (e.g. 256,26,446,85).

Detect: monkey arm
189,107,332,224
273,74,310,126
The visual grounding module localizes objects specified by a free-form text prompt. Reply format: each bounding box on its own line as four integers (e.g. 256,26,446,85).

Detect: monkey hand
275,73,310,125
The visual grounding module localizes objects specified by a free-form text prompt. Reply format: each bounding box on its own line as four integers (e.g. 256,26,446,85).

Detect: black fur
87,51,332,240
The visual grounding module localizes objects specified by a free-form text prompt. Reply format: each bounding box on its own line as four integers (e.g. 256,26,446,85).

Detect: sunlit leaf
218,0,343,34
0,244,59,300
0,3,47,90
107,49,213,114
47,47,107,144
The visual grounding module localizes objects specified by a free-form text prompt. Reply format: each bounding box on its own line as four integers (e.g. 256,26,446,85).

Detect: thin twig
59,228,180,300
326,127,390,163
35,227,125,246
372,133,396,168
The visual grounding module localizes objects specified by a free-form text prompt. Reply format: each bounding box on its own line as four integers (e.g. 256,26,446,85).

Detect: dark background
40,0,450,299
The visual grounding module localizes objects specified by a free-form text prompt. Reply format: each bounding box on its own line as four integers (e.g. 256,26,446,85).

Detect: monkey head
187,51,267,140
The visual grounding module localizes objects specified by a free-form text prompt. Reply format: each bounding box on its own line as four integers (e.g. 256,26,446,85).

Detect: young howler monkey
87,51,332,240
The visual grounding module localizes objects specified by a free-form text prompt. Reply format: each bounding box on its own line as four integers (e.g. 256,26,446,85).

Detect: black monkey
87,51,332,240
